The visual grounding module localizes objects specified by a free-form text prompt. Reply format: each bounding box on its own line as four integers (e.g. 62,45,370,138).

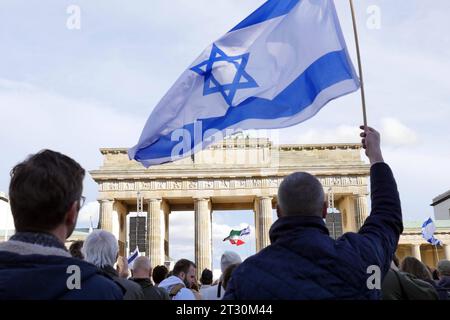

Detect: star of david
190,44,258,107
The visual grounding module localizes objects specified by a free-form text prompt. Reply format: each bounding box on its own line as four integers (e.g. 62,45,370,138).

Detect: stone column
444,244,450,260
99,199,113,232
194,198,212,279
147,198,163,267
254,196,273,252
162,201,170,262
412,244,422,261
355,194,369,229
114,201,128,257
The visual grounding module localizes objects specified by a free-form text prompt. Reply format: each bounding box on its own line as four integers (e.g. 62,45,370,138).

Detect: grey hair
278,172,325,217
82,230,118,268
133,256,151,272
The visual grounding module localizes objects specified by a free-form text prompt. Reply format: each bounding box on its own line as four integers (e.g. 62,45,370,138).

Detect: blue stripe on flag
128,250,139,264
135,49,355,162
229,0,300,33
422,217,433,228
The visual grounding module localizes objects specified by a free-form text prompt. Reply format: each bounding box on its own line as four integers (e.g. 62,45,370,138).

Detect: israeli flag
127,247,140,268
422,218,443,246
129,0,360,166
240,226,251,236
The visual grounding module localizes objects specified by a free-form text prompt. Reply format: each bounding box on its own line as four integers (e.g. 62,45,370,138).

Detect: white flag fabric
129,0,360,166
422,218,442,246
127,247,140,269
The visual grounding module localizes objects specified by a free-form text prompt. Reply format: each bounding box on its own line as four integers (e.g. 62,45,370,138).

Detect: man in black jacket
224,126,404,300
130,256,170,300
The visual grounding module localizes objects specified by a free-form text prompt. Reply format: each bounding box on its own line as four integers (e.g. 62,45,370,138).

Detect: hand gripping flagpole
349,0,368,128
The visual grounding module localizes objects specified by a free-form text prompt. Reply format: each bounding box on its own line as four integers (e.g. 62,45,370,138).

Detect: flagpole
349,0,368,128
434,245,440,266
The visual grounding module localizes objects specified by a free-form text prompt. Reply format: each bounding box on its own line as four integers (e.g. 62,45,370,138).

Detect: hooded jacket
0,232,123,300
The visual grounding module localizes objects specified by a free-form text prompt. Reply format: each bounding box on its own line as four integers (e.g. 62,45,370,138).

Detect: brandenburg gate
90,137,370,275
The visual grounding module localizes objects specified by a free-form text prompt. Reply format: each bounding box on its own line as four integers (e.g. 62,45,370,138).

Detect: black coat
130,278,170,300
101,266,144,300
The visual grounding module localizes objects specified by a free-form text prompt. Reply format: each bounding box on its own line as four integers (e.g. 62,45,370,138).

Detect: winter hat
221,251,242,273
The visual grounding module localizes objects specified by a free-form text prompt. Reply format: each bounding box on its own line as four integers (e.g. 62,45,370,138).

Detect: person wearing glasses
0,150,123,300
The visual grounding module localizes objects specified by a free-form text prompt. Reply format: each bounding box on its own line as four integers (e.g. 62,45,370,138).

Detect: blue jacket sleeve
357,162,403,274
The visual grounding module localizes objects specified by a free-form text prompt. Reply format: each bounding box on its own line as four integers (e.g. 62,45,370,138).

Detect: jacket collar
10,232,67,250
131,277,153,288
269,215,329,244
0,232,70,257
101,265,120,278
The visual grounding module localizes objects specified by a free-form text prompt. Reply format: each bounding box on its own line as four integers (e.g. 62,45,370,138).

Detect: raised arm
358,126,403,271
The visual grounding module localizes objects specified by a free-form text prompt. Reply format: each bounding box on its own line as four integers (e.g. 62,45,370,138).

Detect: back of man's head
173,259,196,277
200,268,213,285
9,150,85,233
152,265,169,284
83,230,118,268
132,256,151,278
277,172,324,217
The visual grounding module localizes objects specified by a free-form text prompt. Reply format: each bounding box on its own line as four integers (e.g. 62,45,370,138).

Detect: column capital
256,195,273,201
147,198,162,203
193,197,210,202
98,199,113,203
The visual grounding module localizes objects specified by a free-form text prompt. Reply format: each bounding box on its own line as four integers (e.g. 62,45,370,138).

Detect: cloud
0,78,143,200
381,118,419,147
0,200,14,230
383,148,450,222
283,125,360,145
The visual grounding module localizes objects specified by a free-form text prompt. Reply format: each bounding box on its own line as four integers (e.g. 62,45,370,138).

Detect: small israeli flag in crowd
240,226,251,236
129,0,359,166
127,247,140,268
422,218,442,246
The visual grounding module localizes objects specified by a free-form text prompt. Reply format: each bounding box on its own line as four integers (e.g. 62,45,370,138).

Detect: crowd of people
0,126,449,300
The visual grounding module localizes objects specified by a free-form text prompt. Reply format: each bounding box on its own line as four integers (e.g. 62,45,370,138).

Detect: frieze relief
100,176,365,192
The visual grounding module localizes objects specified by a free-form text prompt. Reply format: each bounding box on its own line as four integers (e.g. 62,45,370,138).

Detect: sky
0,0,449,275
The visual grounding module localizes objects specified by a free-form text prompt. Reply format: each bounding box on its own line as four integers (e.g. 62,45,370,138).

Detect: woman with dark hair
400,256,447,300
400,257,433,281
222,263,240,292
